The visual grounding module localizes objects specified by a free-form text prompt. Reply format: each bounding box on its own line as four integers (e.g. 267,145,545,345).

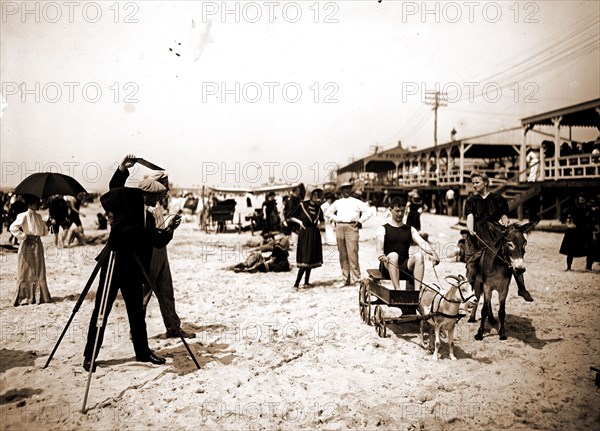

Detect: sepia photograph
1,1,599,429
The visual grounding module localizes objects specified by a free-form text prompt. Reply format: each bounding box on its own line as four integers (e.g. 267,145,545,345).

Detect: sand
1,203,599,430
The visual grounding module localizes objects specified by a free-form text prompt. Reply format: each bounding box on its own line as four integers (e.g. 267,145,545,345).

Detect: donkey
469,220,539,341
419,274,477,361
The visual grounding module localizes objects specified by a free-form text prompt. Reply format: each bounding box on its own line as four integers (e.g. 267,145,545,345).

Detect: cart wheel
375,306,387,338
365,282,372,326
358,282,365,321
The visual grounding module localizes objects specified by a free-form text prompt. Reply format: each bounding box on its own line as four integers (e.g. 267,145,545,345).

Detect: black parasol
13,172,88,199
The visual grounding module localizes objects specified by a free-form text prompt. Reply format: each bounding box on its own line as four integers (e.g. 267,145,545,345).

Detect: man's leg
336,225,350,284
464,237,481,292
385,252,400,290
407,252,424,291
345,226,361,283
513,272,534,302
149,251,183,334
119,269,152,359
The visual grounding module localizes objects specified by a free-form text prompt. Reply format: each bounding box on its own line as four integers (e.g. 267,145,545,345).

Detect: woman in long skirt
406,189,423,231
9,195,51,305
289,187,324,288
559,194,591,271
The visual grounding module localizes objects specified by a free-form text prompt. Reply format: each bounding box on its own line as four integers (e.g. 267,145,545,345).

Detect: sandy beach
1,203,599,430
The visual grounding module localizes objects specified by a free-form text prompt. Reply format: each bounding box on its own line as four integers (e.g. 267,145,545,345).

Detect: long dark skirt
406,211,421,231
559,228,590,257
296,226,323,268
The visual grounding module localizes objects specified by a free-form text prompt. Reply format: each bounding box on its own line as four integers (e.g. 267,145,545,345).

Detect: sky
1,0,599,192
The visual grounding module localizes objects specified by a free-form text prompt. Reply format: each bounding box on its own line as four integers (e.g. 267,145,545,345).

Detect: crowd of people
3,154,599,373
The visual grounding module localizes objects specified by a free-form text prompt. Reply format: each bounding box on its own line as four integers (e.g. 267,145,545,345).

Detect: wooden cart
209,199,237,233
358,269,426,338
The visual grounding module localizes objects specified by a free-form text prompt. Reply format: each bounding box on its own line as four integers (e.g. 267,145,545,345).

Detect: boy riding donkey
465,171,534,304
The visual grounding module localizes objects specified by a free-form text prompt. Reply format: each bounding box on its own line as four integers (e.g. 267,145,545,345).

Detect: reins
385,260,474,321
473,232,511,267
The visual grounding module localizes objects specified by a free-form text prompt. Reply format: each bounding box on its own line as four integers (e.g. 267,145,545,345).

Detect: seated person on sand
230,234,291,273
376,197,440,290
446,229,469,263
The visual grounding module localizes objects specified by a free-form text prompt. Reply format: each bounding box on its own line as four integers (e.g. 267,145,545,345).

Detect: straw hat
137,178,167,194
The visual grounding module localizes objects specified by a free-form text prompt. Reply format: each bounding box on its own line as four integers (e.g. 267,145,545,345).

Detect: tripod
43,245,201,413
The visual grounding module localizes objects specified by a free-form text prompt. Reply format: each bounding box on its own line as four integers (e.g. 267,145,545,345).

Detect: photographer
111,155,195,339
83,157,181,372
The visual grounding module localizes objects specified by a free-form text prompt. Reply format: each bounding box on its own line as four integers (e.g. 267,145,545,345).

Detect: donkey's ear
517,218,540,234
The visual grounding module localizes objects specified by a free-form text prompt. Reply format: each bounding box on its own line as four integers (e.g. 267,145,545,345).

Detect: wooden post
517,205,523,222
553,116,562,180
459,142,465,185
520,127,528,182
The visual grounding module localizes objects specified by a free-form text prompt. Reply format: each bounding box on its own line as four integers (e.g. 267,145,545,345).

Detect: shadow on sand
0,388,44,405
382,321,494,363
0,349,39,373
158,342,236,375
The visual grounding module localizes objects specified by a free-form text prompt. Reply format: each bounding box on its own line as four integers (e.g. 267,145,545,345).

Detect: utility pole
424,91,447,174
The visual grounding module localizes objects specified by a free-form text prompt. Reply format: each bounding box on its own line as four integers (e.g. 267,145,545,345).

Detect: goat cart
359,269,473,340
359,269,428,338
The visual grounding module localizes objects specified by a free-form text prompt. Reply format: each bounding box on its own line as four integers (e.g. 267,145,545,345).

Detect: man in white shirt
325,182,375,287
445,188,455,217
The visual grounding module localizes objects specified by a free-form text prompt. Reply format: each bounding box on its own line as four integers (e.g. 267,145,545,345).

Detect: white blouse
9,209,49,241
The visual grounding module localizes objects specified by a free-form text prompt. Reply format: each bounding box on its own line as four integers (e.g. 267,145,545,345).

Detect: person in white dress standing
9,194,51,306
320,192,337,246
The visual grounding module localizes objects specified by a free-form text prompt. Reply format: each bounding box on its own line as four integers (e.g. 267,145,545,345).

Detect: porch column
459,142,465,185
520,126,529,182
552,116,562,180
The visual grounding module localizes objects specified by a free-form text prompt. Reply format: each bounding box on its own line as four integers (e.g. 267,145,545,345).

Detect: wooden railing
543,153,600,180
359,154,597,190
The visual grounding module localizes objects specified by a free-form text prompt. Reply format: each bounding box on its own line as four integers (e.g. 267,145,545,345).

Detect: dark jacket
101,168,172,263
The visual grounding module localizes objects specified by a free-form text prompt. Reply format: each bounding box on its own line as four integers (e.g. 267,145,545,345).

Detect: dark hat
308,186,323,196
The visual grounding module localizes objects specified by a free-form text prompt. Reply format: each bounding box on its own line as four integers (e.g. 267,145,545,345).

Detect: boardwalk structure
336,99,600,221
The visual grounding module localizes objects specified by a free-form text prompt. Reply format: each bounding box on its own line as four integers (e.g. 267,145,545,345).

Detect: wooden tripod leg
82,250,116,414
43,246,110,369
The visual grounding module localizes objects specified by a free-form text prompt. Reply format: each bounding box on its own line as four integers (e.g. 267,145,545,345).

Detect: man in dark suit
83,158,181,371
110,155,195,339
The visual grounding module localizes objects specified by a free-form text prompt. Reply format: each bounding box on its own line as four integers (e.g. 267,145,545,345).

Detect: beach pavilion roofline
521,98,600,129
